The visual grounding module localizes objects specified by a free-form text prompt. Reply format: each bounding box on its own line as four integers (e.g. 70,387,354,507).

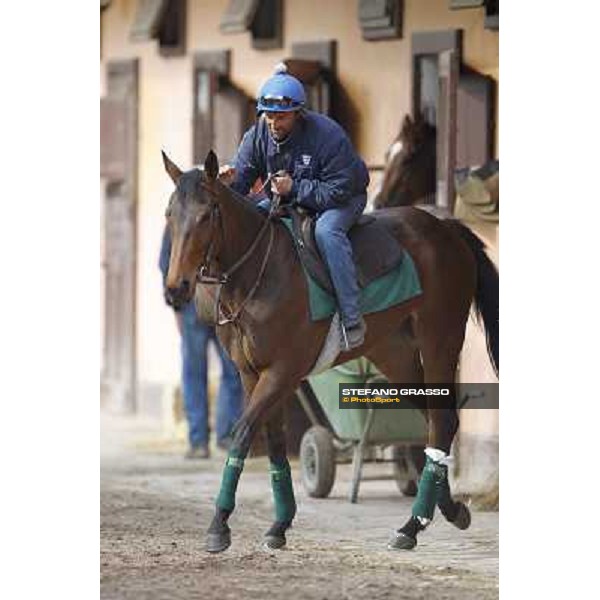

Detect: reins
196,177,281,327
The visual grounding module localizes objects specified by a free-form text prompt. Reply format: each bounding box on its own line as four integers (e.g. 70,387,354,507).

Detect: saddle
286,207,405,295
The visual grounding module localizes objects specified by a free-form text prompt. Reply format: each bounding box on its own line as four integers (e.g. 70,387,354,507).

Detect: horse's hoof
206,530,231,553
451,501,471,530
387,530,417,550
263,534,286,550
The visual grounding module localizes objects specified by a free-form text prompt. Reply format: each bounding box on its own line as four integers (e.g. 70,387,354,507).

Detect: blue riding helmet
256,64,306,113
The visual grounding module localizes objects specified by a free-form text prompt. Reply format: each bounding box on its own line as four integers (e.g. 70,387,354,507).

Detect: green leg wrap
412,456,449,520
270,459,296,523
216,451,245,513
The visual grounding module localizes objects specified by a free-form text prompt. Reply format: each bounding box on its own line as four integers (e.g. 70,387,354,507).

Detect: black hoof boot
263,534,286,550
450,501,471,530
263,521,290,551
388,530,416,550
206,510,232,553
387,516,426,551
206,525,231,553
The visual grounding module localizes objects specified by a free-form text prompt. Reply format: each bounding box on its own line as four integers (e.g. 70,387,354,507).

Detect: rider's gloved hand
270,172,293,197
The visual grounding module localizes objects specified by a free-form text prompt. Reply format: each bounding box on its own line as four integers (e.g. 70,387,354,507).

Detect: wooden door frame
101,58,139,413
192,49,230,164
411,29,462,210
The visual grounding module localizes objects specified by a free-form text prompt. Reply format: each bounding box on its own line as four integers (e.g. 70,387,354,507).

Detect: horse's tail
446,220,499,375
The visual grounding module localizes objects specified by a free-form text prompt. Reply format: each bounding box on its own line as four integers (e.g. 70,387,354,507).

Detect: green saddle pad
281,219,422,322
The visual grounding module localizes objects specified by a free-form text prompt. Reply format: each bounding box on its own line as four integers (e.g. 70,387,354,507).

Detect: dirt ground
101,415,498,600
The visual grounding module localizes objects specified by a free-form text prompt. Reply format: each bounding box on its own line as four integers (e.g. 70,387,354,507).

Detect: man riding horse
162,68,497,554
221,64,369,350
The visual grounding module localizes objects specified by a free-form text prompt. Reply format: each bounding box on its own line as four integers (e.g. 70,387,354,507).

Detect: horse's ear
401,114,412,133
204,150,219,180
162,150,183,185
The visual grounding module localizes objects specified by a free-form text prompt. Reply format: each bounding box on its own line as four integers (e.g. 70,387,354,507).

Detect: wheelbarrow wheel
392,444,425,497
300,426,336,498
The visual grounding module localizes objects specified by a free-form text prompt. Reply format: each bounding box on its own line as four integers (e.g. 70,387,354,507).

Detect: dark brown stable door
456,68,495,169
192,50,254,166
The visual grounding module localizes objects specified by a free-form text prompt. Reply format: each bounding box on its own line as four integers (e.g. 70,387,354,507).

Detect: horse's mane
177,167,266,221
219,180,267,220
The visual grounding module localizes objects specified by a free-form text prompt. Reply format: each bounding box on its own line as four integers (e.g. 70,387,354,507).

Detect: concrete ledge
451,431,499,499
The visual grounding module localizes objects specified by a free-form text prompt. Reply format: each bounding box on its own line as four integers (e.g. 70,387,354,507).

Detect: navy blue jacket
231,111,369,212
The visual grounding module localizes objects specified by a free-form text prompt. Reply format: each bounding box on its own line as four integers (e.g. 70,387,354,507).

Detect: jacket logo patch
301,154,311,166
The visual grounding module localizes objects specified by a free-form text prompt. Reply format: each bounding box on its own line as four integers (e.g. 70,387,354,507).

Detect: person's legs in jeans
180,302,211,451
211,331,244,446
314,193,367,329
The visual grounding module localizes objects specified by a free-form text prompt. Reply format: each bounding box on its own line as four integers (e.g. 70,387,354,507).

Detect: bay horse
373,113,437,210
162,148,498,553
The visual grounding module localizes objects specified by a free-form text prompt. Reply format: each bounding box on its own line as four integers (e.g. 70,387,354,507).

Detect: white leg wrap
425,447,453,466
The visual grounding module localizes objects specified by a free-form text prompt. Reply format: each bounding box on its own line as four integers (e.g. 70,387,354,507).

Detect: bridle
195,177,279,326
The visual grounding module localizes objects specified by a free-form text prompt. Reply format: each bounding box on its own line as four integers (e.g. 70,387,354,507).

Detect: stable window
220,0,282,49
130,0,167,41
411,29,496,208
484,0,498,30
449,0,498,30
251,0,282,49
358,0,403,41
130,0,186,56
220,0,259,33
449,0,484,8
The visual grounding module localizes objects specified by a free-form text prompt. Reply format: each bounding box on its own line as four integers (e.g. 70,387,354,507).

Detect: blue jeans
314,194,366,327
180,302,244,448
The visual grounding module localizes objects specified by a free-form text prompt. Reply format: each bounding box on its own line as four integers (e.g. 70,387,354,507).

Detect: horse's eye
165,207,172,218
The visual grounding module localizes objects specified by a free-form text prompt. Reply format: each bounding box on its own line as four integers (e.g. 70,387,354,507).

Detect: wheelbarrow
296,358,427,503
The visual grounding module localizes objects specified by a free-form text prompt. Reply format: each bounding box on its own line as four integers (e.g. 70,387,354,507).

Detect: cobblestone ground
101,415,498,600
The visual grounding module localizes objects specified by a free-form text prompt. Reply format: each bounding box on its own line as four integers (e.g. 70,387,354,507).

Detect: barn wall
101,1,499,444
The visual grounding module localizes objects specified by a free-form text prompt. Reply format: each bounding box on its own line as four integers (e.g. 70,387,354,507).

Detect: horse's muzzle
165,279,192,310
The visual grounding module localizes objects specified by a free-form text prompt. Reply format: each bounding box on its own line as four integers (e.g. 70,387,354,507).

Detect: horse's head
374,113,437,209
162,149,221,308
